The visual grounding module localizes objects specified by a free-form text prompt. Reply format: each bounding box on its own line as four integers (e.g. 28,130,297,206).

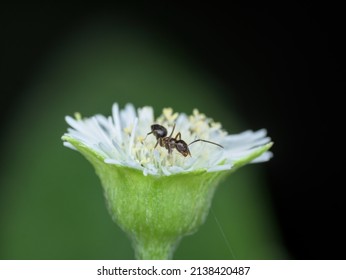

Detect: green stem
132,236,179,260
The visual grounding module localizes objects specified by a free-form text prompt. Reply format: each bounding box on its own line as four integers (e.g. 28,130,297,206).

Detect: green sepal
62,135,272,259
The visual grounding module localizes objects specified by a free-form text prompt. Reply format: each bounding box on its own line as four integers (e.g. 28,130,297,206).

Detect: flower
63,103,272,177
62,103,273,259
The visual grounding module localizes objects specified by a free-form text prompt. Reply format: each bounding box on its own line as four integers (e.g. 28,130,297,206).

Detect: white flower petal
251,151,273,163
112,103,123,143
63,103,272,176
63,141,76,150
207,164,232,172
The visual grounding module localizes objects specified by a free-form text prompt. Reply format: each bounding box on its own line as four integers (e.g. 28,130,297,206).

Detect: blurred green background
0,21,286,259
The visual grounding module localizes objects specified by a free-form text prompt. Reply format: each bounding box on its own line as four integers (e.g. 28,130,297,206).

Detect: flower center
123,108,225,172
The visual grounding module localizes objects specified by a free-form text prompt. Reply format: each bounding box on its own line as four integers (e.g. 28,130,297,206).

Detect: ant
145,124,223,157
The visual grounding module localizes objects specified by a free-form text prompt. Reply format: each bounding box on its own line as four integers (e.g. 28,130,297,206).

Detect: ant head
175,140,191,157
150,124,167,139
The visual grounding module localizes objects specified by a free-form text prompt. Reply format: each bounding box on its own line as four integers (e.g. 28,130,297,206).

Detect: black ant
145,124,223,157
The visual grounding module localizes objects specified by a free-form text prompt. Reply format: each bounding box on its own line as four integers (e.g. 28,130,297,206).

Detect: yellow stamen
74,112,82,120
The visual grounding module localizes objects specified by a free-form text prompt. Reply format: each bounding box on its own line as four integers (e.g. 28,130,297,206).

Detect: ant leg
168,123,176,138
154,140,160,148
175,132,182,140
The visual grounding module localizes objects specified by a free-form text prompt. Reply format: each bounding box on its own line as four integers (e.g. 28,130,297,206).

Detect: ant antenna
188,139,224,149
143,131,151,142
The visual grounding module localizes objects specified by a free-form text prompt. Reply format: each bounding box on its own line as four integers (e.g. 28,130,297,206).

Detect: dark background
1,3,343,259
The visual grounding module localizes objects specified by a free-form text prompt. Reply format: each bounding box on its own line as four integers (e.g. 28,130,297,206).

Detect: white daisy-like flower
62,102,273,260
63,103,272,176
